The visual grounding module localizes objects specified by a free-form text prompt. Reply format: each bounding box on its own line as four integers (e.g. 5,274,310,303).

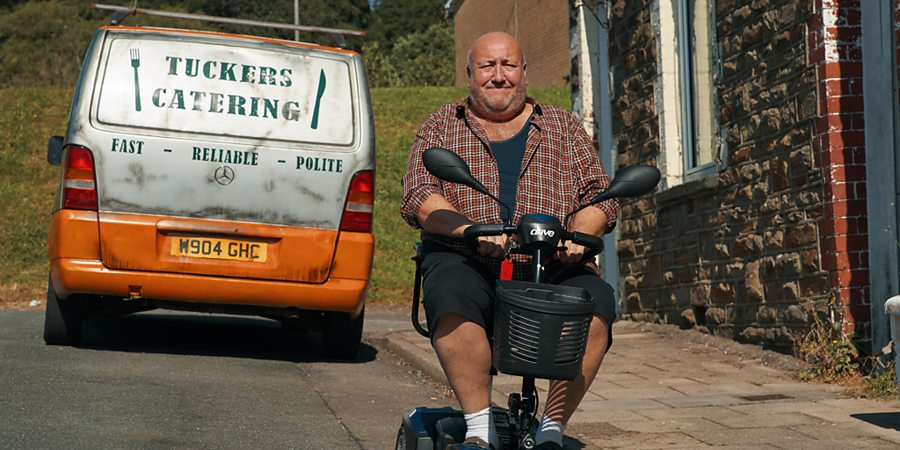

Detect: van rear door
86,30,367,283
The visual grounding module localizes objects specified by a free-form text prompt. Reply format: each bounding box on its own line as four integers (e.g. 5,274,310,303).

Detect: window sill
656,173,719,205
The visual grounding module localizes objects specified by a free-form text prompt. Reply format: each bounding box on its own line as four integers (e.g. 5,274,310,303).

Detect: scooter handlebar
463,224,604,258
567,231,605,259
463,224,518,250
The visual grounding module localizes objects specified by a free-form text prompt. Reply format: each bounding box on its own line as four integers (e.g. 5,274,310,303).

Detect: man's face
467,36,527,119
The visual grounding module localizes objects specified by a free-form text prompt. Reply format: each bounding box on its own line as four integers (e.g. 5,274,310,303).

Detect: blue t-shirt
490,119,530,222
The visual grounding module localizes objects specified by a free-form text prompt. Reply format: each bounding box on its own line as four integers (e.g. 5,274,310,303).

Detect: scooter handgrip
463,224,508,250
569,231,604,257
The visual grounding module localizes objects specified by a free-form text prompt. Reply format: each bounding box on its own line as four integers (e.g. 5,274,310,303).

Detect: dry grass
797,299,898,400
0,282,45,311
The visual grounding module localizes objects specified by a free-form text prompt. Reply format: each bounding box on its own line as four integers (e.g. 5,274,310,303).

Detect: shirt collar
455,96,544,125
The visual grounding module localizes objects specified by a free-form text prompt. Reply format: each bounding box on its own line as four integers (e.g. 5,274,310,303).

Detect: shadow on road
850,412,900,431
76,312,377,364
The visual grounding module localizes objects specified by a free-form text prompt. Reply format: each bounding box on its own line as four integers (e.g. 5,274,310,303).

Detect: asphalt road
0,307,448,450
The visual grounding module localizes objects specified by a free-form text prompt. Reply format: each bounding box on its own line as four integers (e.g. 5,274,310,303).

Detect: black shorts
421,243,617,348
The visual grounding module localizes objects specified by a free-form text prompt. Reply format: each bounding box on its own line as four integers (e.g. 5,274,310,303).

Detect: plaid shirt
401,97,619,279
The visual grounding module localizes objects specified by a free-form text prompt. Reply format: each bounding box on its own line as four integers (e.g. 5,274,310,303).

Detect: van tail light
340,170,374,232
62,145,97,211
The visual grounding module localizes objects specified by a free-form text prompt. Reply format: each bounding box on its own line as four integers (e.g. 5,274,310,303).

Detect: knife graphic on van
311,69,326,129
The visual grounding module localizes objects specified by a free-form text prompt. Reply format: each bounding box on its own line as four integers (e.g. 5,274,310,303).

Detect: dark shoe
448,436,494,449
533,441,563,450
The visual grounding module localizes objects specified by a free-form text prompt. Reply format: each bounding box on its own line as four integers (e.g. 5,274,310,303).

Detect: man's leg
431,313,493,413
537,269,615,448
432,315,497,448
542,314,609,423
420,246,498,447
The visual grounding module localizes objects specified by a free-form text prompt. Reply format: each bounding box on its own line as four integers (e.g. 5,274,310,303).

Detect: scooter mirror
588,165,661,204
422,147,490,196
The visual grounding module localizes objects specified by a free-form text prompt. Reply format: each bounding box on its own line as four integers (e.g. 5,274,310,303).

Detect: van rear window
96,35,355,146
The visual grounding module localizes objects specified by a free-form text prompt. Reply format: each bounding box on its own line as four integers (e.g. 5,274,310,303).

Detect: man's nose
490,65,505,83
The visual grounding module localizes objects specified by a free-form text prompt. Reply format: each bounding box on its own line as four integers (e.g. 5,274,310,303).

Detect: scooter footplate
398,407,462,450
397,406,516,449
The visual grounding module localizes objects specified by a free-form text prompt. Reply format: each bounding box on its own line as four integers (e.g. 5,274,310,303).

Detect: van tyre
43,277,82,345
323,307,364,360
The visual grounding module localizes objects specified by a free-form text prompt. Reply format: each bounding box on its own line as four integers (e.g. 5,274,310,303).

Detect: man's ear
466,65,471,77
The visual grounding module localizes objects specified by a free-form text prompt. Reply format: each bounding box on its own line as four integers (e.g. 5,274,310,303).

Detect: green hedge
0,1,451,88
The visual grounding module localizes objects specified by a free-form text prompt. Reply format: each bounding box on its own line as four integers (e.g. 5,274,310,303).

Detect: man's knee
432,313,487,342
588,313,612,352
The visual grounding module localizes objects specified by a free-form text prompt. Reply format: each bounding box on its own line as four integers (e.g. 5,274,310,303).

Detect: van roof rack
91,3,365,48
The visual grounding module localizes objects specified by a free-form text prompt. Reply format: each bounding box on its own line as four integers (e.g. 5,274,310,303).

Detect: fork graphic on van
130,48,142,111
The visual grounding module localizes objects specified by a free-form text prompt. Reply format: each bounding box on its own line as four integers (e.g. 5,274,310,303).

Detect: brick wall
808,0,870,342
609,0,868,352
453,0,570,88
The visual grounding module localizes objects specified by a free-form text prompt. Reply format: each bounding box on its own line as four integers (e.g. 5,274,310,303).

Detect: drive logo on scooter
530,229,555,237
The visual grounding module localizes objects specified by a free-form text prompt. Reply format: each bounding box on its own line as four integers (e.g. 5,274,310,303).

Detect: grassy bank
0,86,571,307
0,88,71,307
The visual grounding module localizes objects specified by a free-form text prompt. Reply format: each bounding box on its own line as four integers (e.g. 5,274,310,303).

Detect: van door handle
156,220,284,239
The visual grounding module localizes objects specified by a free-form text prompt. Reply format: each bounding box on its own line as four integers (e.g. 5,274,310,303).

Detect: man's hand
554,240,588,265
555,204,609,265
476,234,509,258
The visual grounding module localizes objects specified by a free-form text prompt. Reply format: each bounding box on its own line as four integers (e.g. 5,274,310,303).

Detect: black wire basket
492,280,597,380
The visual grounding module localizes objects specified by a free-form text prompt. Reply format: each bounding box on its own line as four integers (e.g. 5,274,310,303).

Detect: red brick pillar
808,0,870,339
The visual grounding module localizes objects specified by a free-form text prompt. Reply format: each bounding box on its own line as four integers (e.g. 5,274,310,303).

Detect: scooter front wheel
395,423,412,450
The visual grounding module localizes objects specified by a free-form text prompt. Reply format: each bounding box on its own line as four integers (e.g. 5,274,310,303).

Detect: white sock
464,406,498,449
535,414,565,446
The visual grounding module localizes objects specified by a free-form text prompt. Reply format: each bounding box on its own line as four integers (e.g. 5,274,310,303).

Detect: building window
656,0,718,187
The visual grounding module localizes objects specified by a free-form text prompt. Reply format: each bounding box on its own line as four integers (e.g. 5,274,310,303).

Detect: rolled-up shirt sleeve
569,114,619,232
401,111,445,229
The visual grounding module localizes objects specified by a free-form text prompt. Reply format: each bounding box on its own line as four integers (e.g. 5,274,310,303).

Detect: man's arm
401,110,445,228
418,193,509,258
400,106,507,257
416,193,473,239
567,113,619,232
570,204,609,237
400,110,473,239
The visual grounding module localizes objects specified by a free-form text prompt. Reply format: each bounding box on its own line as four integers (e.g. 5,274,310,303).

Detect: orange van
45,25,374,358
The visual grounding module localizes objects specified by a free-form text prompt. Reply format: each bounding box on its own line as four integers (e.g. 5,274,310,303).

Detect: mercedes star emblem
214,165,235,185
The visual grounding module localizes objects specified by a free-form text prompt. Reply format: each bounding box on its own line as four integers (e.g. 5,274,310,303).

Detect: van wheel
322,307,364,360
43,277,82,345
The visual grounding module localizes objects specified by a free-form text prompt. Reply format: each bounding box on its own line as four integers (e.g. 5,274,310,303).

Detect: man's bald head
466,32,526,73
465,32,528,121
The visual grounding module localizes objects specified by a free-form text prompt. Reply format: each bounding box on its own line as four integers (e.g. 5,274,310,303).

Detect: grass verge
0,88,71,308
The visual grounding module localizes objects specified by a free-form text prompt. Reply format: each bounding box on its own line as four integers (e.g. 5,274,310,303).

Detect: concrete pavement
373,320,900,449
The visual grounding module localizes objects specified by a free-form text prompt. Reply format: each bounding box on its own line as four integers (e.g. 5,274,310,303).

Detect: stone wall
453,0,570,88
608,0,868,353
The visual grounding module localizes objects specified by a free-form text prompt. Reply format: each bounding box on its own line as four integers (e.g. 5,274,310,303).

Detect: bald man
401,32,619,450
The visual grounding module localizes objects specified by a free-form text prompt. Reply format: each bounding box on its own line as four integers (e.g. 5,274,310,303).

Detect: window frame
657,0,719,187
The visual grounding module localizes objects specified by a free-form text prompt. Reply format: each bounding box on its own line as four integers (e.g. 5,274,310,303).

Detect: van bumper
50,258,367,317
